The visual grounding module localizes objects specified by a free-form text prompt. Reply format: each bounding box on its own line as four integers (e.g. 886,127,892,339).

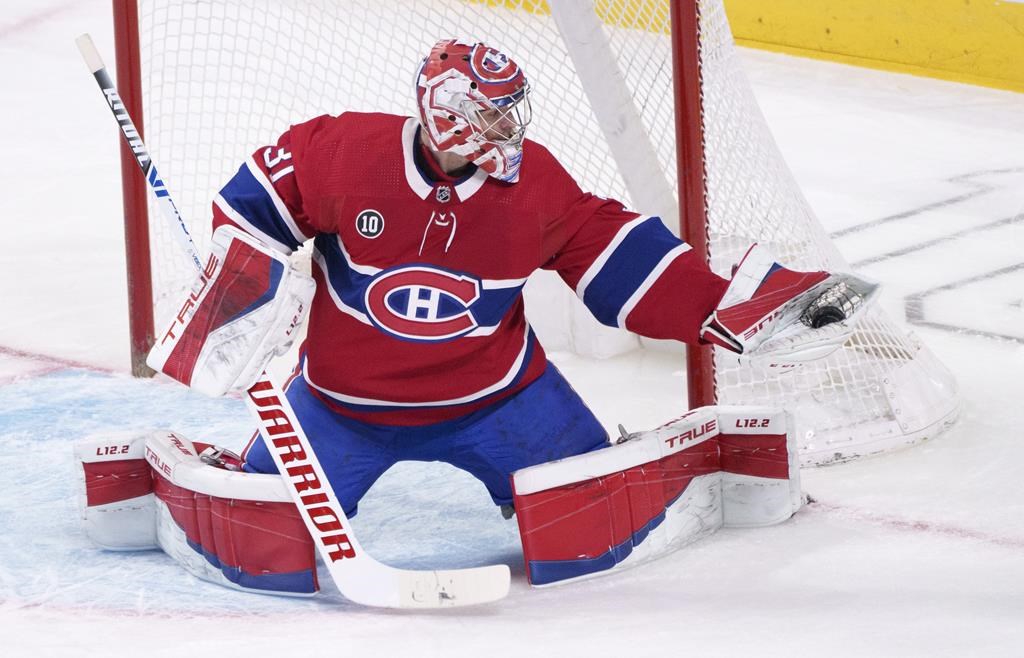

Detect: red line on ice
809,499,1024,550
0,3,78,40
0,344,118,383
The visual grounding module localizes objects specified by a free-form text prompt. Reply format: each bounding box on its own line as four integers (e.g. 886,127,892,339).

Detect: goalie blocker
75,406,800,595
147,225,315,397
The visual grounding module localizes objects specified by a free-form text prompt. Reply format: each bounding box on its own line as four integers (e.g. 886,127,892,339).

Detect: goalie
81,39,877,596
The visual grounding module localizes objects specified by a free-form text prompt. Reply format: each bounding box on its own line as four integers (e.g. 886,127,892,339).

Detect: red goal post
111,0,959,465
113,0,153,377
669,0,714,410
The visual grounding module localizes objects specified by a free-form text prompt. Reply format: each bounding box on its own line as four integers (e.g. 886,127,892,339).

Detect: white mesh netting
130,0,959,464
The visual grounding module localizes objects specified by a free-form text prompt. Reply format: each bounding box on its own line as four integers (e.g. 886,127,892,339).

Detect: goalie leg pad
145,431,318,596
75,431,318,596
513,423,721,586
717,408,802,528
76,432,158,551
511,407,800,586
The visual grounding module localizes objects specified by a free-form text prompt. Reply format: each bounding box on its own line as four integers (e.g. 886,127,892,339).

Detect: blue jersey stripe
315,235,374,316
220,164,303,251
582,217,681,327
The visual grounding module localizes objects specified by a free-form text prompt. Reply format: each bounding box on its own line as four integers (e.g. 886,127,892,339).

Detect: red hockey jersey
212,112,727,425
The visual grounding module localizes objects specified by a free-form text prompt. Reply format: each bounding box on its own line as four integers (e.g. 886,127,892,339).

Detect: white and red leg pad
75,431,318,596
511,406,801,586
76,432,158,550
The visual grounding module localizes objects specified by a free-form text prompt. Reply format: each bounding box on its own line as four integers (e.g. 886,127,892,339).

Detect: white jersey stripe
334,235,382,276
245,156,309,244
454,167,488,202
402,117,433,201
482,276,529,289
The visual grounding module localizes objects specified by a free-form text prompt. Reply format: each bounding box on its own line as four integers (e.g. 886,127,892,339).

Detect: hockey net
116,0,960,465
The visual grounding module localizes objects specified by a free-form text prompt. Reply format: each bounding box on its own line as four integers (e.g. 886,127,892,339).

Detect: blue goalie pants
241,363,608,516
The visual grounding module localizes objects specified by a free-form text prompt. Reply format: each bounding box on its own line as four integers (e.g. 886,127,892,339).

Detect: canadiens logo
470,44,520,83
481,50,509,72
364,265,481,341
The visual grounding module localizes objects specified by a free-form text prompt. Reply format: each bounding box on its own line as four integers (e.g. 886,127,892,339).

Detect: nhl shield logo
436,185,451,203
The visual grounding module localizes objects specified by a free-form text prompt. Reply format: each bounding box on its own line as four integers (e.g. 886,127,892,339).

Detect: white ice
1,1,1023,656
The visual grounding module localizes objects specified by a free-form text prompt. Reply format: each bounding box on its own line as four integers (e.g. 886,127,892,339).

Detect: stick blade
333,559,511,609
396,564,511,608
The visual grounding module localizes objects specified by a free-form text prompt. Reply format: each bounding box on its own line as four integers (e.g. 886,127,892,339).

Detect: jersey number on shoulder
263,146,293,182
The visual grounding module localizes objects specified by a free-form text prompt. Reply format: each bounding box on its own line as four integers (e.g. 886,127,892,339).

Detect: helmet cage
460,83,532,150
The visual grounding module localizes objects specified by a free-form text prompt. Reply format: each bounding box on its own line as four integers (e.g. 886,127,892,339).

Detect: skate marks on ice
830,167,1024,342
906,262,1024,343
831,167,1024,248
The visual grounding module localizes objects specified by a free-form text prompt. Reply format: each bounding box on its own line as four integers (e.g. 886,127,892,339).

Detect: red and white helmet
416,39,532,183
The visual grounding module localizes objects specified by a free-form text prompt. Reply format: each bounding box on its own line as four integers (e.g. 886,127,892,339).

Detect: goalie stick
75,33,510,609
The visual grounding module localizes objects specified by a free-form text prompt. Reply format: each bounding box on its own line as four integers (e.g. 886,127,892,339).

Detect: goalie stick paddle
75,33,510,609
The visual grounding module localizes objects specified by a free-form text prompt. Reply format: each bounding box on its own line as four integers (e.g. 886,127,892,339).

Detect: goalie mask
416,39,532,183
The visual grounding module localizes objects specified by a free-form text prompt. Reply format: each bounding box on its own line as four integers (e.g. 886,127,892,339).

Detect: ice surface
1,1,1023,656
